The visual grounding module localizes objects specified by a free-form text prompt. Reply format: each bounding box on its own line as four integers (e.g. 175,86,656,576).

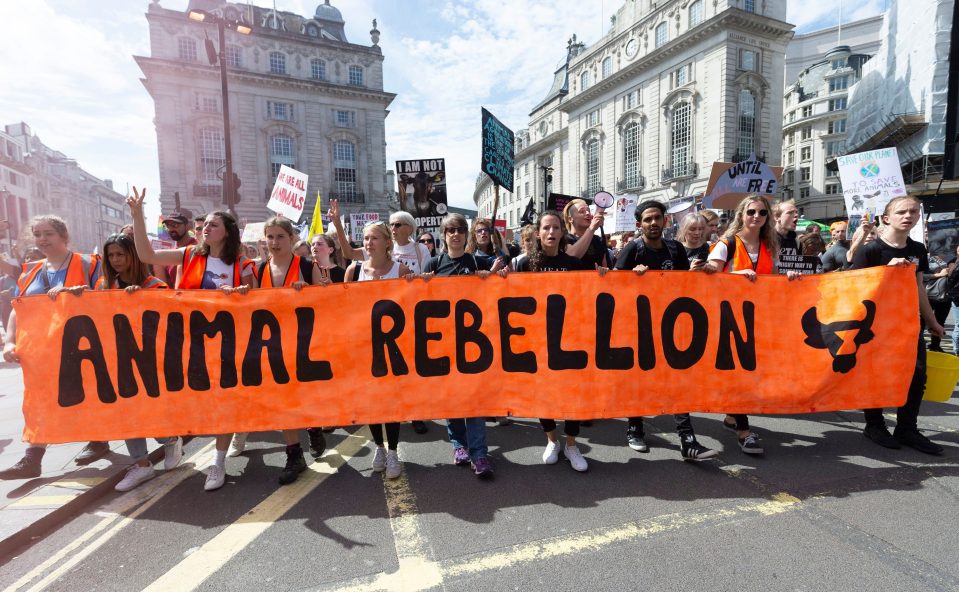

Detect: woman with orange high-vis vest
0,215,106,480
705,195,801,456
128,187,257,492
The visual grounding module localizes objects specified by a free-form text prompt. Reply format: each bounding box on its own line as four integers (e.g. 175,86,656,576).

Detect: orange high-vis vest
177,246,253,289
17,253,100,294
257,256,303,288
712,235,775,275
96,275,167,290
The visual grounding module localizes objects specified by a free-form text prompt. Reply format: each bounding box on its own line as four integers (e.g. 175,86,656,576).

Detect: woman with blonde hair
677,213,710,271
330,200,430,275
562,198,608,269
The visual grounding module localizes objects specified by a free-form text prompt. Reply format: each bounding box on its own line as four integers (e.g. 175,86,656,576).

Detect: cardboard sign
481,108,514,192
349,213,381,243
395,158,447,236
151,239,175,251
837,148,907,220
703,157,783,210
778,254,824,275
241,222,265,243
547,193,586,213
614,195,638,232
927,218,959,259
267,165,308,221
16,267,917,443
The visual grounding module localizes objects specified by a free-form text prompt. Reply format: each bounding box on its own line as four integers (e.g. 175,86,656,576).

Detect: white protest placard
614,195,637,232
837,147,907,220
241,222,265,243
349,213,380,243
267,165,308,221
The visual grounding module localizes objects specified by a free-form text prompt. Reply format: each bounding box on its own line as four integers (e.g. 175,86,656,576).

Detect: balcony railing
617,175,646,192
329,191,365,204
731,152,767,163
581,188,603,199
193,182,221,198
661,161,698,183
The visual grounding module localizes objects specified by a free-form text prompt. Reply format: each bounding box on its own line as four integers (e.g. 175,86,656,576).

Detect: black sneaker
681,436,719,461
894,429,944,455
738,432,764,455
627,433,649,453
864,424,901,449
411,421,428,434
278,447,308,485
75,441,110,465
307,429,327,459
0,455,42,479
722,418,738,432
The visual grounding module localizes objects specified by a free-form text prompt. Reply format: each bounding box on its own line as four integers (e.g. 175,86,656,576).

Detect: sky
0,0,887,221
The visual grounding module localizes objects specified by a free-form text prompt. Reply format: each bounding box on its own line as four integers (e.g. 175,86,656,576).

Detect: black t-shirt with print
565,233,607,269
779,230,800,258
514,252,585,272
423,252,492,277
614,239,690,271
850,237,929,272
684,243,710,262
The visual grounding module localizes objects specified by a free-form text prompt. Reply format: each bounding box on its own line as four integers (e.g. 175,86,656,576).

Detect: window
199,127,225,184
739,49,756,71
8,172,18,186
196,94,219,113
801,146,811,161
785,170,795,185
348,65,364,86
270,135,295,177
828,76,848,92
225,45,243,68
800,167,811,182
738,90,755,156
800,187,810,199
831,58,846,70
623,122,641,188
335,110,356,128
787,150,795,164
826,167,839,178
586,109,600,127
625,90,638,109
267,101,293,121
178,37,197,61
801,126,812,140
655,22,668,48
333,140,357,197
829,98,847,111
826,140,845,156
802,105,813,118
786,132,794,145
689,0,704,26
270,52,286,74
311,59,327,81
671,102,692,172
524,181,530,196
744,0,756,12
672,64,690,88
828,119,847,134
602,57,613,79
585,139,601,195
580,70,591,91
825,184,841,195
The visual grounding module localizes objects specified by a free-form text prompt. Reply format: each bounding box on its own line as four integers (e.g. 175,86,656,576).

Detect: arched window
655,22,668,48
580,70,591,91
348,65,364,86
585,139,601,194
623,122,641,189
311,59,326,81
199,127,224,184
333,140,357,199
689,1,704,27
670,102,691,174
270,134,295,177
269,52,286,74
738,90,756,157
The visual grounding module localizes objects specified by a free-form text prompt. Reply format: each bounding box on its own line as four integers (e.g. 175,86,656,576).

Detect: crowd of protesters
0,189,949,493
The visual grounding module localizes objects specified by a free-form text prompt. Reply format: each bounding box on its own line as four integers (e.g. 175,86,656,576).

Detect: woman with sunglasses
94,233,184,491
421,213,504,478
345,221,411,479
417,232,437,257
128,188,257,491
705,195,800,455
513,210,606,472
466,218,508,272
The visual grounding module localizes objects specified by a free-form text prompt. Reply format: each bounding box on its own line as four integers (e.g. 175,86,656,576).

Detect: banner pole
489,179,508,258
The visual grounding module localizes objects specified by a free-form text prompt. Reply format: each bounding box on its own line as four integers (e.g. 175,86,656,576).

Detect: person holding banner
514,211,603,472
0,215,107,479
91,233,184,491
773,199,801,259
466,218,509,271
613,201,718,461
310,234,346,284
562,199,609,269
705,195,801,455
677,213,711,270
345,221,411,479
127,188,258,491
851,195,944,455
421,213,503,478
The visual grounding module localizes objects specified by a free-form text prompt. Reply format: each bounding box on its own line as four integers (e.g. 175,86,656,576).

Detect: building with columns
475,0,794,230
136,0,395,226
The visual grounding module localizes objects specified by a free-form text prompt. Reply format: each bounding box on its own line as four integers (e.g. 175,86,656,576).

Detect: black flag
520,198,535,226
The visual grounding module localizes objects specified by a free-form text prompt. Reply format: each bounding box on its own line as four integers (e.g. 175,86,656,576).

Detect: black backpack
946,265,959,305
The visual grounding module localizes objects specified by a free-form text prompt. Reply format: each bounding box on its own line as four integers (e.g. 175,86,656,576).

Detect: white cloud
787,0,885,32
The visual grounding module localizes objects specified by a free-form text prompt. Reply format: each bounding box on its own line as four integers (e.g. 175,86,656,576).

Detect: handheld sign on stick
481,107,515,258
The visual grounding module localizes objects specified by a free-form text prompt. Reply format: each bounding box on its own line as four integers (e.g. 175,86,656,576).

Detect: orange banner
15,267,919,444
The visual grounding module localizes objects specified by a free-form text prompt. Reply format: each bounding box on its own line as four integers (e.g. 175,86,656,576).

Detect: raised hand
127,186,146,216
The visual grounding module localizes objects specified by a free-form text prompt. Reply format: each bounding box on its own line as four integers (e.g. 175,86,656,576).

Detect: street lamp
539,165,553,212
188,9,251,218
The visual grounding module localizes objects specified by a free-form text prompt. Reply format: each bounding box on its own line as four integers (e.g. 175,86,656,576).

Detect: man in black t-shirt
850,196,944,455
613,200,718,461
423,252,491,276
773,199,800,257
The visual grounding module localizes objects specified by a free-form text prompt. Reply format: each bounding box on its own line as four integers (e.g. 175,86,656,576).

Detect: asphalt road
1,405,958,592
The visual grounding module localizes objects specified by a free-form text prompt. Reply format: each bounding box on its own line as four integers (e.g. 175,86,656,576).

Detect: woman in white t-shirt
329,200,430,275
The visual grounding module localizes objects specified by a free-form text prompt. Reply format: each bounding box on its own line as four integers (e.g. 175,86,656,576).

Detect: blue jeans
446,418,488,460
125,437,175,462
952,303,959,353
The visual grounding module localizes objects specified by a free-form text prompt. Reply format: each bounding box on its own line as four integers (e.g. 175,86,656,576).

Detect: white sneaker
372,446,387,472
115,464,155,492
227,433,247,457
204,464,225,491
385,450,401,479
163,437,183,470
565,445,588,472
542,441,561,464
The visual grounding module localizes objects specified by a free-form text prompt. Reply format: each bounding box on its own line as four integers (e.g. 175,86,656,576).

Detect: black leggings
539,419,580,438
369,423,400,450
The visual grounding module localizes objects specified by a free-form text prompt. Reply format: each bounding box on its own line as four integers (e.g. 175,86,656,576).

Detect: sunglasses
390,222,406,229
745,209,768,217
418,238,434,244
446,227,467,235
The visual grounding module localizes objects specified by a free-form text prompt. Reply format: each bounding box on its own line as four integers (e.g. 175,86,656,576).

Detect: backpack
632,237,682,268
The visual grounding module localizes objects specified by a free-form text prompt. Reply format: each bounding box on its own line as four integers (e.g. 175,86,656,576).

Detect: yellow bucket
924,351,959,402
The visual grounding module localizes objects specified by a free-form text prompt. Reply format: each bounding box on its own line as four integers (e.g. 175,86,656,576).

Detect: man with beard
820,221,850,272
613,200,718,461
154,210,198,287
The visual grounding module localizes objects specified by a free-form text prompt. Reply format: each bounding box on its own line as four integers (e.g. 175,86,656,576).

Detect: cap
163,209,193,225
